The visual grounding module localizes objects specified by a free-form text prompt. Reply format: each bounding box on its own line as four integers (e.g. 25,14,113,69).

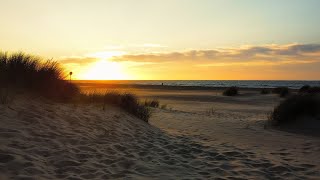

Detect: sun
78,51,129,80
82,60,127,80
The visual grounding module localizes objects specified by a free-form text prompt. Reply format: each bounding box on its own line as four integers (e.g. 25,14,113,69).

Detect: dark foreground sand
0,84,319,179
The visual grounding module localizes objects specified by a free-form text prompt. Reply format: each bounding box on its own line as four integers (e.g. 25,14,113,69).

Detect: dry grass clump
222,86,239,96
0,52,79,101
119,93,150,122
272,87,290,97
269,94,320,126
78,92,151,122
205,107,216,116
144,99,160,108
299,85,320,94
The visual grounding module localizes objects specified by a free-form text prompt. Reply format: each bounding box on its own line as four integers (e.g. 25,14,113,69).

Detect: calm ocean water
80,80,320,89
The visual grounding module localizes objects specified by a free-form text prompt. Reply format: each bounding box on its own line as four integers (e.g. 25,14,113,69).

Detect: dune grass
144,99,160,108
222,86,239,96
77,91,151,122
0,52,79,101
205,107,216,116
0,52,151,122
269,94,320,126
160,104,167,109
272,87,290,97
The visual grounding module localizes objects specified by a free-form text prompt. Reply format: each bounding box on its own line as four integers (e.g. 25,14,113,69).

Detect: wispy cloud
197,60,319,67
86,51,125,59
137,43,168,48
111,44,320,66
59,57,98,66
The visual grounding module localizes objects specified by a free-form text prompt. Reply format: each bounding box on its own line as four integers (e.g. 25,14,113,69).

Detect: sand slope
0,94,320,179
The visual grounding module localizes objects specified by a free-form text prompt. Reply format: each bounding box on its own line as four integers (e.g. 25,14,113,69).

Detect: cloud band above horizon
59,43,320,80
109,44,320,63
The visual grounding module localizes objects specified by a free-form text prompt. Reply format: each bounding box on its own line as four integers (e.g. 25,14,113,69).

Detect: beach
2,0,320,179
0,84,319,179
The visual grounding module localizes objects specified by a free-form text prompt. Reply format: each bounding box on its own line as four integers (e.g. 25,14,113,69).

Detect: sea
78,80,320,89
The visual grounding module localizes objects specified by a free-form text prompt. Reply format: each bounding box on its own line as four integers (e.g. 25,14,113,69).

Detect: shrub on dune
269,94,320,126
272,87,290,97
223,86,239,96
308,87,320,94
299,85,320,94
299,85,311,94
120,93,138,111
120,93,151,122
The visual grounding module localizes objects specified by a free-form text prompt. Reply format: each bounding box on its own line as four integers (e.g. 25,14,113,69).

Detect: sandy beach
2,0,320,179
0,84,319,179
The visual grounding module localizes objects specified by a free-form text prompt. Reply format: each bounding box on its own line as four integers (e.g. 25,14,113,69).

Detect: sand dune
1,91,320,179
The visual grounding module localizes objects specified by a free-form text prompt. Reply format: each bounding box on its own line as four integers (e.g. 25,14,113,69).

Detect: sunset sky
1,0,320,80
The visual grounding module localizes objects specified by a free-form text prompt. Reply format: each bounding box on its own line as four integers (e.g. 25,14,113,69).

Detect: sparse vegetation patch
299,85,320,94
223,86,239,96
260,88,271,94
269,94,320,126
77,91,151,122
272,87,290,97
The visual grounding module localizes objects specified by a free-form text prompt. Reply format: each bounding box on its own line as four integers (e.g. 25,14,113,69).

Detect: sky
0,0,320,80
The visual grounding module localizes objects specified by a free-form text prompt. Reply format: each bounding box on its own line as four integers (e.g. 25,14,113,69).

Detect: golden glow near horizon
80,60,128,80
75,51,129,80
59,43,320,80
